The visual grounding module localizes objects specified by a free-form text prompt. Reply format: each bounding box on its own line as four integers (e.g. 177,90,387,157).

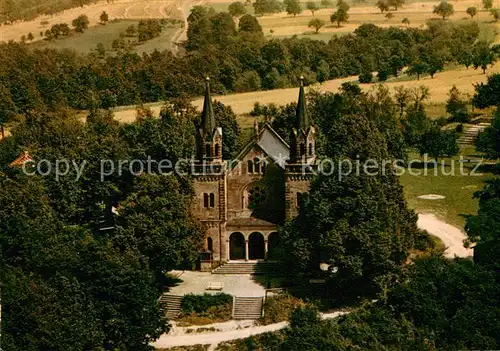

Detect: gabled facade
192,77,316,269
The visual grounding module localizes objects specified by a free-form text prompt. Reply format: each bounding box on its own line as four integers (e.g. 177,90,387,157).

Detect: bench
206,282,224,291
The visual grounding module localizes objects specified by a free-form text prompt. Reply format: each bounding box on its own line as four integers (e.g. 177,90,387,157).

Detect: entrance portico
226,218,278,261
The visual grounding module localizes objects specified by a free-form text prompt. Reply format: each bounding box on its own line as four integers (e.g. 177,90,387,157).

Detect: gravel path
417,213,473,258
152,312,348,349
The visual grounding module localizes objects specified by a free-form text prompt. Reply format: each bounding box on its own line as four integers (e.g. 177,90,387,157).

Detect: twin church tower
192,77,316,268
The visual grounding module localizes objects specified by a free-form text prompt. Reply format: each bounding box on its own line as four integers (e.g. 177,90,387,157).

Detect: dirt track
417,213,473,258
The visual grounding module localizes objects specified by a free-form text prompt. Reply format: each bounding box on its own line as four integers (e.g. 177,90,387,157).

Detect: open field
204,0,500,39
400,149,494,228
30,19,182,54
112,62,500,122
0,0,183,43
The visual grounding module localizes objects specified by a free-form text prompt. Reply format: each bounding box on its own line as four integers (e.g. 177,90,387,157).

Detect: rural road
152,311,347,349
417,213,473,258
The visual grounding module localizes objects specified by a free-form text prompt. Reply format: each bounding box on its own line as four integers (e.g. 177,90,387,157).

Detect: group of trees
0,10,488,122
242,75,500,351
0,95,242,348
0,0,97,23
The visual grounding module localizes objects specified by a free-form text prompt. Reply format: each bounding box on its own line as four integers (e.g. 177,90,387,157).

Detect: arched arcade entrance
249,232,265,260
229,232,246,260
267,232,280,260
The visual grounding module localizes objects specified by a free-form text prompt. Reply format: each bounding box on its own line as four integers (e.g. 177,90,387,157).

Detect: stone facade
193,78,315,266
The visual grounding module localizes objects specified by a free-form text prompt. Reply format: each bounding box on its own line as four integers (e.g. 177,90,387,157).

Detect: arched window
207,237,213,251
214,144,220,157
254,158,260,173
248,160,253,174
205,144,211,157
297,192,309,207
203,193,209,207
209,193,215,208
248,184,266,208
300,143,306,157
308,143,313,156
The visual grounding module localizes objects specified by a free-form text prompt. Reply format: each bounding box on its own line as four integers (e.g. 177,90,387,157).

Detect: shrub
359,71,373,83
456,123,464,133
260,295,306,325
177,303,232,326
181,293,233,314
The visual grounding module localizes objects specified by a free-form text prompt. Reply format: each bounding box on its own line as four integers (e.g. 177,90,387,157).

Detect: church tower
285,77,316,220
193,77,227,269
197,77,223,163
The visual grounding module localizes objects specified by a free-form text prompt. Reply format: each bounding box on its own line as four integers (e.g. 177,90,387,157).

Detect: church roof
200,77,217,135
295,76,310,131
9,151,33,167
231,124,289,169
226,217,278,228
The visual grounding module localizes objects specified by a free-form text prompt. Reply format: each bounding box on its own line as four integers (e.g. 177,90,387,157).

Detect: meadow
0,0,183,43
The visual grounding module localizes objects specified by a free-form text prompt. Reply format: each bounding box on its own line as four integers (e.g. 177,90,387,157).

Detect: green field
31,19,181,55
32,20,139,54
133,23,182,54
400,149,493,228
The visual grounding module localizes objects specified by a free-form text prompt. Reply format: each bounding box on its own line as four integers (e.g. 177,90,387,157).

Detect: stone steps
233,297,263,320
212,261,283,275
159,294,183,319
458,123,490,146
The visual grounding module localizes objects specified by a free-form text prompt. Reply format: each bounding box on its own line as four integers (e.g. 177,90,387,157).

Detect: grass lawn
32,20,140,54
133,23,182,54
30,19,181,55
400,149,494,228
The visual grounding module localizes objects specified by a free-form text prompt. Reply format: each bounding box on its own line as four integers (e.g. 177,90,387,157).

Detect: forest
0,10,495,131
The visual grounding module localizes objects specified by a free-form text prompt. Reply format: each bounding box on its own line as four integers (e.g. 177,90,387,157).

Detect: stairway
159,294,183,319
212,261,283,275
458,123,490,146
233,296,263,320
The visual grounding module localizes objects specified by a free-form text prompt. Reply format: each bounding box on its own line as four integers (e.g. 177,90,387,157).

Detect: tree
433,1,454,19
446,85,469,122
239,14,263,32
491,8,499,21
385,12,394,20
472,41,496,73
359,70,373,83
376,0,390,13
483,0,493,10
228,1,247,17
72,14,89,32
402,17,410,26
475,109,500,159
321,0,334,7
308,18,325,32
253,0,283,15
407,60,429,80
100,10,109,24
418,123,459,161
473,73,500,108
306,1,319,15
388,0,405,10
284,0,302,16
336,0,350,11
457,47,475,69
466,6,477,18
280,105,422,298
330,8,349,27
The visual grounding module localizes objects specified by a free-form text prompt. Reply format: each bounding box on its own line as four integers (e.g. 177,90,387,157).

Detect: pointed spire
201,76,216,135
295,76,309,131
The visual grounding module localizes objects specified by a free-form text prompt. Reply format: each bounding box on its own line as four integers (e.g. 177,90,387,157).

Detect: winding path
417,213,473,258
152,312,347,349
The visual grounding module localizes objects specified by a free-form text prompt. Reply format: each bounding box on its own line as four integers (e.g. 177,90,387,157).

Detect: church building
192,77,317,269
